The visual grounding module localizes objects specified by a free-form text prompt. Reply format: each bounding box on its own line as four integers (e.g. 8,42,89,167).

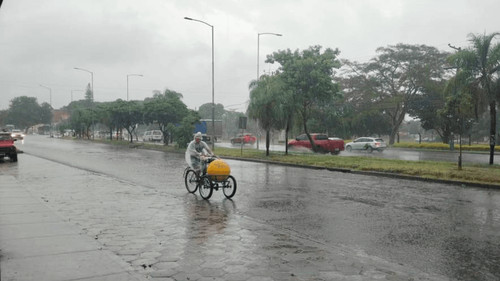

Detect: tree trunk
489,101,496,165
285,120,290,155
266,129,270,156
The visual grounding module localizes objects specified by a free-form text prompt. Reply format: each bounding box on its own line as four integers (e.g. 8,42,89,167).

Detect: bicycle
183,155,237,200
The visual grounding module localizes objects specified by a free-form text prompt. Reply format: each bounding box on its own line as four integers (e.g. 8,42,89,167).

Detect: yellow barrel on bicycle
207,159,230,181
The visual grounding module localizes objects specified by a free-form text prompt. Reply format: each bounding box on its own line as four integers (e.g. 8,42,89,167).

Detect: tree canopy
266,45,341,152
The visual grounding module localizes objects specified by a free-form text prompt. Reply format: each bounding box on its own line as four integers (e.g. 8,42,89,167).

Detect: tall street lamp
257,32,282,80
184,16,215,150
39,84,53,137
39,84,52,106
73,67,94,101
74,67,94,139
256,32,282,149
127,74,143,101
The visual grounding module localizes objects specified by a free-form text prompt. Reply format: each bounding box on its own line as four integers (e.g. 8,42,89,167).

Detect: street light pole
184,16,215,151
257,32,282,80
74,67,94,139
126,74,143,101
74,67,94,101
256,32,282,149
39,84,53,137
39,84,52,106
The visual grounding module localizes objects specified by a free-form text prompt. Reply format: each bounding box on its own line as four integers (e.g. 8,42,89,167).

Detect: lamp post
39,84,53,137
184,16,215,150
74,67,94,139
73,67,94,101
127,74,143,101
257,32,282,80
256,32,282,149
39,84,52,106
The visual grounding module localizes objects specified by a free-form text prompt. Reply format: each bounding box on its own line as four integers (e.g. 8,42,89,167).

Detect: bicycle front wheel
184,169,198,193
222,175,237,199
199,176,213,200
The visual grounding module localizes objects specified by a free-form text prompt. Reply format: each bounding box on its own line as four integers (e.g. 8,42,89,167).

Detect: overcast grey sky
0,0,498,112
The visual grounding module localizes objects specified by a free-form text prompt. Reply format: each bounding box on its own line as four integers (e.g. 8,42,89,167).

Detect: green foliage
5,96,52,129
198,103,225,120
266,45,341,151
449,32,500,164
341,44,449,144
173,110,200,148
143,89,189,144
69,107,94,138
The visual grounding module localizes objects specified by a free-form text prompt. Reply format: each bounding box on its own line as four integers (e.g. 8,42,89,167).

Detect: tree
173,110,200,148
103,100,143,143
198,103,225,120
266,45,341,152
5,96,51,130
341,44,449,144
69,107,94,139
407,79,453,143
143,89,189,144
450,32,500,164
247,74,286,156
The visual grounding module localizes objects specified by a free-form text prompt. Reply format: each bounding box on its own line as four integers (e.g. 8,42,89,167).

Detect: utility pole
448,43,463,170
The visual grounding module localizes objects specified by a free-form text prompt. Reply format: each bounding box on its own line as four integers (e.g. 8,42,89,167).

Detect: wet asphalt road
6,135,500,280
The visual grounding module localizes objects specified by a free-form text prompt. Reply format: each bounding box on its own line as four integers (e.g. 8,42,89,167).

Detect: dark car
230,134,256,145
0,132,18,162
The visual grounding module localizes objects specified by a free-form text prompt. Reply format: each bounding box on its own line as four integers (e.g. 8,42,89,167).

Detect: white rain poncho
185,137,211,171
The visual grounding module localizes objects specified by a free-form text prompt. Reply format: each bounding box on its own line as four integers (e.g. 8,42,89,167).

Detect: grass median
212,147,500,187
91,138,500,188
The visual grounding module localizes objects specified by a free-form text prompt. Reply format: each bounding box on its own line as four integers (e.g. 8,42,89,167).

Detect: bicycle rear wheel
199,176,213,200
222,175,237,199
184,169,198,193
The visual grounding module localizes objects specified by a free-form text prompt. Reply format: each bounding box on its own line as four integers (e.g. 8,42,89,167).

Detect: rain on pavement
2,135,500,280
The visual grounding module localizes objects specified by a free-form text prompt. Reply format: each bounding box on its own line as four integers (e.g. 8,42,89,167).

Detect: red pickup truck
0,132,18,162
288,133,344,154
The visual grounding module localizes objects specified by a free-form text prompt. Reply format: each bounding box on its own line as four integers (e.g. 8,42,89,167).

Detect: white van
143,130,163,142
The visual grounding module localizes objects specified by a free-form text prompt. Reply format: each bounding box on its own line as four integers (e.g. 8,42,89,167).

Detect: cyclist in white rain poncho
185,132,214,175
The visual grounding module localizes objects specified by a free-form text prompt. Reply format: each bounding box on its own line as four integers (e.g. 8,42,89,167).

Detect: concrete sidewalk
0,174,147,281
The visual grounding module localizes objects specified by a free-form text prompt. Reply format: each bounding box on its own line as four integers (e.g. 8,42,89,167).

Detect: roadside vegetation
3,32,500,167
89,138,500,187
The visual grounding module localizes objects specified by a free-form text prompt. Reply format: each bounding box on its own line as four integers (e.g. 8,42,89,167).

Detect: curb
222,156,500,190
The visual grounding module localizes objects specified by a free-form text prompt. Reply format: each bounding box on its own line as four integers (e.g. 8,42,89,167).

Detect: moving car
143,130,163,142
11,129,24,140
230,134,256,145
345,137,387,153
288,133,344,154
0,132,18,162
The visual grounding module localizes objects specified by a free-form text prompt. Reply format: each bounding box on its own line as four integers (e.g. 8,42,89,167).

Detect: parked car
11,129,24,140
230,134,256,145
143,130,163,142
0,132,18,162
345,137,387,153
288,133,344,154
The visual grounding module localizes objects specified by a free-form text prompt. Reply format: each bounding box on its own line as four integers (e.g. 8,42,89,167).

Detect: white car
143,130,163,142
345,137,387,153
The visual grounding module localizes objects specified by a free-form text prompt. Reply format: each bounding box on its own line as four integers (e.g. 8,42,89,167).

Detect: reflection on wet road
13,136,500,280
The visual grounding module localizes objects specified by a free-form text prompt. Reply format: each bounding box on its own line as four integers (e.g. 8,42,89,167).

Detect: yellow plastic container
207,159,231,181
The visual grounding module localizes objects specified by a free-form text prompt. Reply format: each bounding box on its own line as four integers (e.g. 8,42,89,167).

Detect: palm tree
450,32,500,165
247,75,286,156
